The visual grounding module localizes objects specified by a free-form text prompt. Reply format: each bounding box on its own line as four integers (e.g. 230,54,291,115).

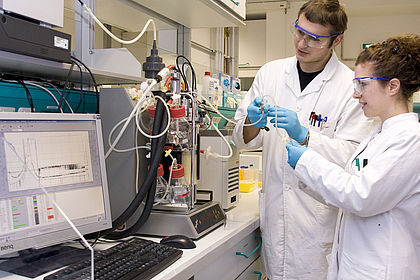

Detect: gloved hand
286,140,307,169
268,107,309,143
247,97,270,128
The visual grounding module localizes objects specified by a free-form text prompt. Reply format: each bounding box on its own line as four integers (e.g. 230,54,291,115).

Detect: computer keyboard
43,237,183,280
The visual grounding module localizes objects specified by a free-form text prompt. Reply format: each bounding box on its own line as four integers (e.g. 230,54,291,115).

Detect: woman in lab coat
285,34,420,279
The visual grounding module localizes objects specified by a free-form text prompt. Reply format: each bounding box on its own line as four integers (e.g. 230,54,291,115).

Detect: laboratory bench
0,190,263,280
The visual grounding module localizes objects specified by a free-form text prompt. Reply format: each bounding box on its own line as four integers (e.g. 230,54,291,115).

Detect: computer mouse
160,235,196,249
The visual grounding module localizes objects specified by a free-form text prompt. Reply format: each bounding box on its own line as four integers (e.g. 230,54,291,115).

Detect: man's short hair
298,0,348,36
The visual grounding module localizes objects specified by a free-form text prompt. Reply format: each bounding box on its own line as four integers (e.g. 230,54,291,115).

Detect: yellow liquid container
239,165,254,192
239,181,254,193
239,165,248,180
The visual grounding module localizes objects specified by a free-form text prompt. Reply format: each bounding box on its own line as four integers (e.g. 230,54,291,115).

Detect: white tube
80,2,157,43
204,115,233,159
24,82,63,113
105,79,157,159
205,101,264,127
35,81,74,113
135,95,171,139
108,117,150,153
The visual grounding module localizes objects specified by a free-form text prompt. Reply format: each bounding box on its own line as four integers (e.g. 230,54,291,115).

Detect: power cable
17,80,35,112
71,56,100,114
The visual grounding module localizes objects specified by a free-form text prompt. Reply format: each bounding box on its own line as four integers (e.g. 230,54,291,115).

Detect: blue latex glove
286,140,307,169
247,97,270,128
268,107,309,143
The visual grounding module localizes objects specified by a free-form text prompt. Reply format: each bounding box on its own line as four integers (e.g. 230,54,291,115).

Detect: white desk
0,190,261,280
151,190,261,280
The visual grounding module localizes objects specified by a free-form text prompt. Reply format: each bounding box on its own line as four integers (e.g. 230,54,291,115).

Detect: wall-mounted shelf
0,50,145,85
128,0,246,28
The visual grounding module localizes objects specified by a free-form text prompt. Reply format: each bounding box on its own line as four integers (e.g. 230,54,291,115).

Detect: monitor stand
0,244,90,278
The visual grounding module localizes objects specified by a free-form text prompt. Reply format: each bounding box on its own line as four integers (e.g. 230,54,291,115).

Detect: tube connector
143,40,165,79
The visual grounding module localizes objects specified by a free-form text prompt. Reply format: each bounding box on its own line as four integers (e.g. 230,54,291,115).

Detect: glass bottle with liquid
167,105,191,146
168,164,191,207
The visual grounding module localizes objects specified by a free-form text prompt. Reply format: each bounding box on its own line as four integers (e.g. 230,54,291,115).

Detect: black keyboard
43,237,183,280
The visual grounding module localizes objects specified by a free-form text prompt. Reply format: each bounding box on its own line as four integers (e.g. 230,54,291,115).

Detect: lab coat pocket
338,251,385,280
310,117,337,138
259,190,265,233
314,202,337,243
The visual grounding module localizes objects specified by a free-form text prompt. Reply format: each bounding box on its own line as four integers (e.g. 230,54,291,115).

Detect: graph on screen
3,131,93,192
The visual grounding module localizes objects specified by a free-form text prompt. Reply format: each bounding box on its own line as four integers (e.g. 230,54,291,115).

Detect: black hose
103,91,167,239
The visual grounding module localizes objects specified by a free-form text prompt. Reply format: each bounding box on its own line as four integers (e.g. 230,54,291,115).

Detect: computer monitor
0,112,112,256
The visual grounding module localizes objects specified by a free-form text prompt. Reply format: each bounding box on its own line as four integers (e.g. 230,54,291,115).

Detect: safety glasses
353,77,391,97
292,19,342,49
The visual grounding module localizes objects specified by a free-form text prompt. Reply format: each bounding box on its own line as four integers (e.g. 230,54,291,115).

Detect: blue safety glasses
293,19,342,48
353,77,391,96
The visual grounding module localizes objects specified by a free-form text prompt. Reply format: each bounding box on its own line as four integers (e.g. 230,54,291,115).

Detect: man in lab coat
232,0,371,279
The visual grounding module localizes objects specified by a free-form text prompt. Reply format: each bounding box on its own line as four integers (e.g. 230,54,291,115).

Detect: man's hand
247,97,270,128
268,107,308,143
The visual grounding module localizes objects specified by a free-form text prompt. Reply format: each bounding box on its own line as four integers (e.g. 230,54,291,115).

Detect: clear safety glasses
291,19,342,49
353,77,391,97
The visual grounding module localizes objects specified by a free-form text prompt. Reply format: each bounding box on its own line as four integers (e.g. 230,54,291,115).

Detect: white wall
238,20,266,78
239,20,266,67
191,28,214,81
239,1,305,78
239,2,420,79
342,13,420,68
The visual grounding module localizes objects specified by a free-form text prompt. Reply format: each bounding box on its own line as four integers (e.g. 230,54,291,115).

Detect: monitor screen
0,112,112,256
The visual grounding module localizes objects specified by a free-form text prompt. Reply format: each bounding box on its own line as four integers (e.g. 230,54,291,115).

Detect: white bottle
248,164,256,188
200,72,220,107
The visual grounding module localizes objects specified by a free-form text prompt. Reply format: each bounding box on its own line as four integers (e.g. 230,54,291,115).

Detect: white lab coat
295,113,420,280
232,52,372,279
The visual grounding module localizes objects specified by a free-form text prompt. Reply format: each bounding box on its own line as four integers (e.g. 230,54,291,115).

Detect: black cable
176,56,189,92
17,80,35,112
58,62,75,113
182,62,190,90
71,56,100,114
176,55,197,92
41,81,75,113
1,75,75,113
78,231,100,249
71,60,85,113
